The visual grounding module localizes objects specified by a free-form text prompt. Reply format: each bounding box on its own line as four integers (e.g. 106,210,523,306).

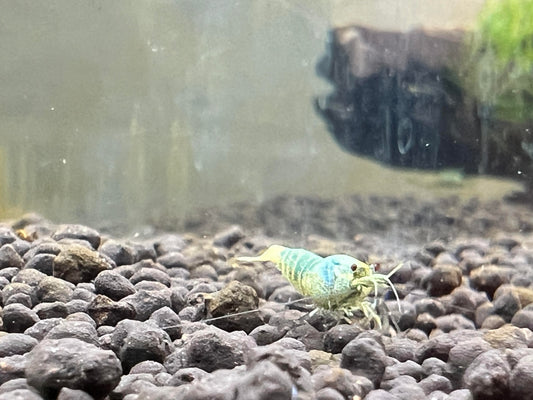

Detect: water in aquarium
1,1,533,398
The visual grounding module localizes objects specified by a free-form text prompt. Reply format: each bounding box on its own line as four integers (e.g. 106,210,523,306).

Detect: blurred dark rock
99,240,135,266
24,254,55,275
109,319,173,373
33,301,69,319
26,338,121,399
130,267,171,287
469,265,512,298
2,304,39,333
422,264,462,297
213,225,245,248
44,320,99,346
323,324,362,354
340,337,389,386
121,289,172,321
0,334,37,357
509,355,533,400
163,325,255,374
0,246,24,270
418,374,452,394
463,350,510,400
36,276,74,303
52,225,101,249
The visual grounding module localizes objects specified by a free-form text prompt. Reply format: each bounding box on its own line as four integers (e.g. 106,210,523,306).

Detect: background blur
0,0,521,231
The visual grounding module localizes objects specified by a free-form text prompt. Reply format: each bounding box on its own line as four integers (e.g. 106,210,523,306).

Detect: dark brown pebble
463,349,510,400
434,314,476,332
0,245,24,270
418,374,452,394
0,334,37,357
163,325,255,374
99,239,135,266
492,290,521,322
33,301,69,319
323,324,362,354
469,265,512,298
2,304,39,333
422,264,462,297
88,294,136,327
52,244,112,285
24,253,56,277
384,337,417,362
94,270,136,301
213,225,245,248
52,224,101,249
340,337,389,386
36,276,74,303
26,338,122,399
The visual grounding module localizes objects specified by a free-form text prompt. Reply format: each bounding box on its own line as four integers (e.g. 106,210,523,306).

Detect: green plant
464,0,533,122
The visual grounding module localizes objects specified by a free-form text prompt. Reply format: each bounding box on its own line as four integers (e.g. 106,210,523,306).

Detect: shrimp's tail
233,244,286,265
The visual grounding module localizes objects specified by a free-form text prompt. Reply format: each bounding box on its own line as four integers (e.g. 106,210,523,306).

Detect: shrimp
235,245,403,328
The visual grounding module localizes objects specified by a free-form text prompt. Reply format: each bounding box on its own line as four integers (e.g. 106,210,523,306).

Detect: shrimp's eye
351,264,358,271
372,263,381,272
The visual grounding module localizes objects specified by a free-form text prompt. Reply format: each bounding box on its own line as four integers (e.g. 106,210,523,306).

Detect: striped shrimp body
235,245,402,328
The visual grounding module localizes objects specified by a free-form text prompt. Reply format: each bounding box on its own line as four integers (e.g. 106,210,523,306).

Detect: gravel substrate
1,195,533,399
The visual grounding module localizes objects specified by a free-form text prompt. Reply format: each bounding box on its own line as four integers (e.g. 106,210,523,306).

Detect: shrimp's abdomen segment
278,248,325,297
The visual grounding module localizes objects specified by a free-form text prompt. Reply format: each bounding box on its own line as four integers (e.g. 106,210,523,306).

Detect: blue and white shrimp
235,245,403,328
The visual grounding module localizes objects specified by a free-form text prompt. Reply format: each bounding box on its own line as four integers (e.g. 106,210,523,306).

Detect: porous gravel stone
469,265,511,298
0,334,37,357
94,270,136,301
0,245,24,270
87,294,136,327
53,244,112,284
205,280,262,334
2,304,39,333
36,276,74,303
382,360,424,381
418,373,452,394
109,319,174,373
24,253,55,275
340,337,389,386
422,264,462,297
57,388,94,400
99,239,135,267
121,289,172,321
462,349,510,400
509,354,533,400
26,338,122,399
164,325,256,374
51,225,101,249
0,355,26,385
323,324,362,354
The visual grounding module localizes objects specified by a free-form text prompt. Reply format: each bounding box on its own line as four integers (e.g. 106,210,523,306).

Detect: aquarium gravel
1,196,533,399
